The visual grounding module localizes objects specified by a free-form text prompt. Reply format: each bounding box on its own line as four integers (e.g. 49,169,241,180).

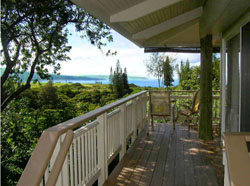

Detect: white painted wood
69,144,74,186
77,137,81,185
88,131,91,180
126,102,132,138
97,113,108,186
80,135,85,185
46,131,74,186
110,0,183,22
18,91,148,186
73,138,78,186
132,7,203,39
119,104,127,159
61,135,70,186
84,134,88,184
132,99,137,142
221,38,227,136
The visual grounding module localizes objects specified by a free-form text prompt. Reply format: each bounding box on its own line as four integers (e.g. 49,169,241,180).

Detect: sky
50,27,201,79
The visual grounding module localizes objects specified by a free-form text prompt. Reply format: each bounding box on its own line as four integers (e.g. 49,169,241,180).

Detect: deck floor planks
104,123,219,186
190,130,210,186
150,124,171,186
162,124,177,186
127,126,157,186
174,124,186,186
192,130,219,186
182,127,196,186
114,128,148,185
138,123,166,186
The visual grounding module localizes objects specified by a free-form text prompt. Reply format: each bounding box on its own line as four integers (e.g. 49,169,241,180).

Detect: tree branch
1,30,15,86
1,51,41,111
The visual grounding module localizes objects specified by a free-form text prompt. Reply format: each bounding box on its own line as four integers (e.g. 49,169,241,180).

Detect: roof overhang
72,0,250,50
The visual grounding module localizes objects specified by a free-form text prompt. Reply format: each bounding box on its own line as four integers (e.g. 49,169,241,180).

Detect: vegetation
145,53,175,88
163,56,175,88
176,55,220,90
1,55,221,185
1,0,113,111
109,61,132,98
1,81,142,185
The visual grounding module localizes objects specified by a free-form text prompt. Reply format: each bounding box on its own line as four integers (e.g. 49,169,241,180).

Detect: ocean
43,79,179,88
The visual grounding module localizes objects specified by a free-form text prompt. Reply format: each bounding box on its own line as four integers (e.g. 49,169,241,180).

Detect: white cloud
59,29,201,77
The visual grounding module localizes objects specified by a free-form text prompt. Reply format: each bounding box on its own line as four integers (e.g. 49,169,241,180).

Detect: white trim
110,0,183,23
132,7,203,40
239,26,242,132
221,38,227,135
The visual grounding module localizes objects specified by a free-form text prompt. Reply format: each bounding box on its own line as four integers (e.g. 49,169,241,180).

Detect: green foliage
176,56,220,90
1,81,117,185
176,59,200,90
145,53,164,88
109,61,131,98
1,0,112,111
163,56,175,88
145,53,175,88
212,55,220,90
1,98,38,186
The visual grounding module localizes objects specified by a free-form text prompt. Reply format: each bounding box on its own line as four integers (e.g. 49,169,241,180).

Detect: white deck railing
17,90,220,186
17,91,148,186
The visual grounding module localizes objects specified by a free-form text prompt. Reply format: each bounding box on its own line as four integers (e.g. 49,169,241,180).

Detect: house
18,1,250,186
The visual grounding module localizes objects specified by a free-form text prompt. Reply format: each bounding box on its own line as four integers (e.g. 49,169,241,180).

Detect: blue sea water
44,79,179,88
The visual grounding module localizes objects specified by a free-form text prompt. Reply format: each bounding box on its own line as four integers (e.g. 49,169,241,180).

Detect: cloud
59,29,201,77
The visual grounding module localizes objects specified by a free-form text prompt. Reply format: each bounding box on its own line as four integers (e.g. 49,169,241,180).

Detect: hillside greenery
1,56,220,185
1,81,148,185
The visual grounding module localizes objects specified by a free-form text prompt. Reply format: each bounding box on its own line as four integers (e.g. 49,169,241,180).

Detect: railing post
132,98,137,142
119,103,127,159
97,113,108,186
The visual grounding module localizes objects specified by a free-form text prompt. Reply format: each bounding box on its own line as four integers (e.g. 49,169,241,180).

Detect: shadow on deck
104,123,219,186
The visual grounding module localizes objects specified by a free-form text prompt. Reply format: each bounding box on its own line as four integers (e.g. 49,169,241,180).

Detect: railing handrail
18,89,220,186
18,90,147,186
47,90,147,134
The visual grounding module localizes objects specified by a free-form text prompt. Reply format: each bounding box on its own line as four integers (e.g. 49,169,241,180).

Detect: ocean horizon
40,78,179,88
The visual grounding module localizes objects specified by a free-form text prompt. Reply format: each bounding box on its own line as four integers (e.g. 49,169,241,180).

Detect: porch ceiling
72,0,250,48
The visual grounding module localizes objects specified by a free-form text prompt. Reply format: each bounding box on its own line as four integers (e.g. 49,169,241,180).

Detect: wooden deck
104,123,219,186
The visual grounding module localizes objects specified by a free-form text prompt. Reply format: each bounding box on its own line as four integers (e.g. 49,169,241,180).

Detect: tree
123,68,131,94
163,56,175,88
109,60,130,98
145,53,165,88
212,55,220,90
112,60,124,98
176,56,220,90
109,67,113,91
1,0,112,111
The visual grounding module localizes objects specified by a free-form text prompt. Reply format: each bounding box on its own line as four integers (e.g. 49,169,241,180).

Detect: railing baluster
73,139,78,186
132,98,137,142
91,128,94,176
61,137,70,186
81,135,85,185
97,113,108,186
119,103,127,159
84,134,88,183
88,131,91,180
69,143,74,186
77,137,81,186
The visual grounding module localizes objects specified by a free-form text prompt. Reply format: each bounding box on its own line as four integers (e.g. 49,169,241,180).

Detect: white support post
132,98,137,142
97,113,107,186
221,38,227,136
119,104,127,160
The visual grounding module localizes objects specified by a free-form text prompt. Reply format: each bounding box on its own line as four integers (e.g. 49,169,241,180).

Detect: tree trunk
199,35,213,140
